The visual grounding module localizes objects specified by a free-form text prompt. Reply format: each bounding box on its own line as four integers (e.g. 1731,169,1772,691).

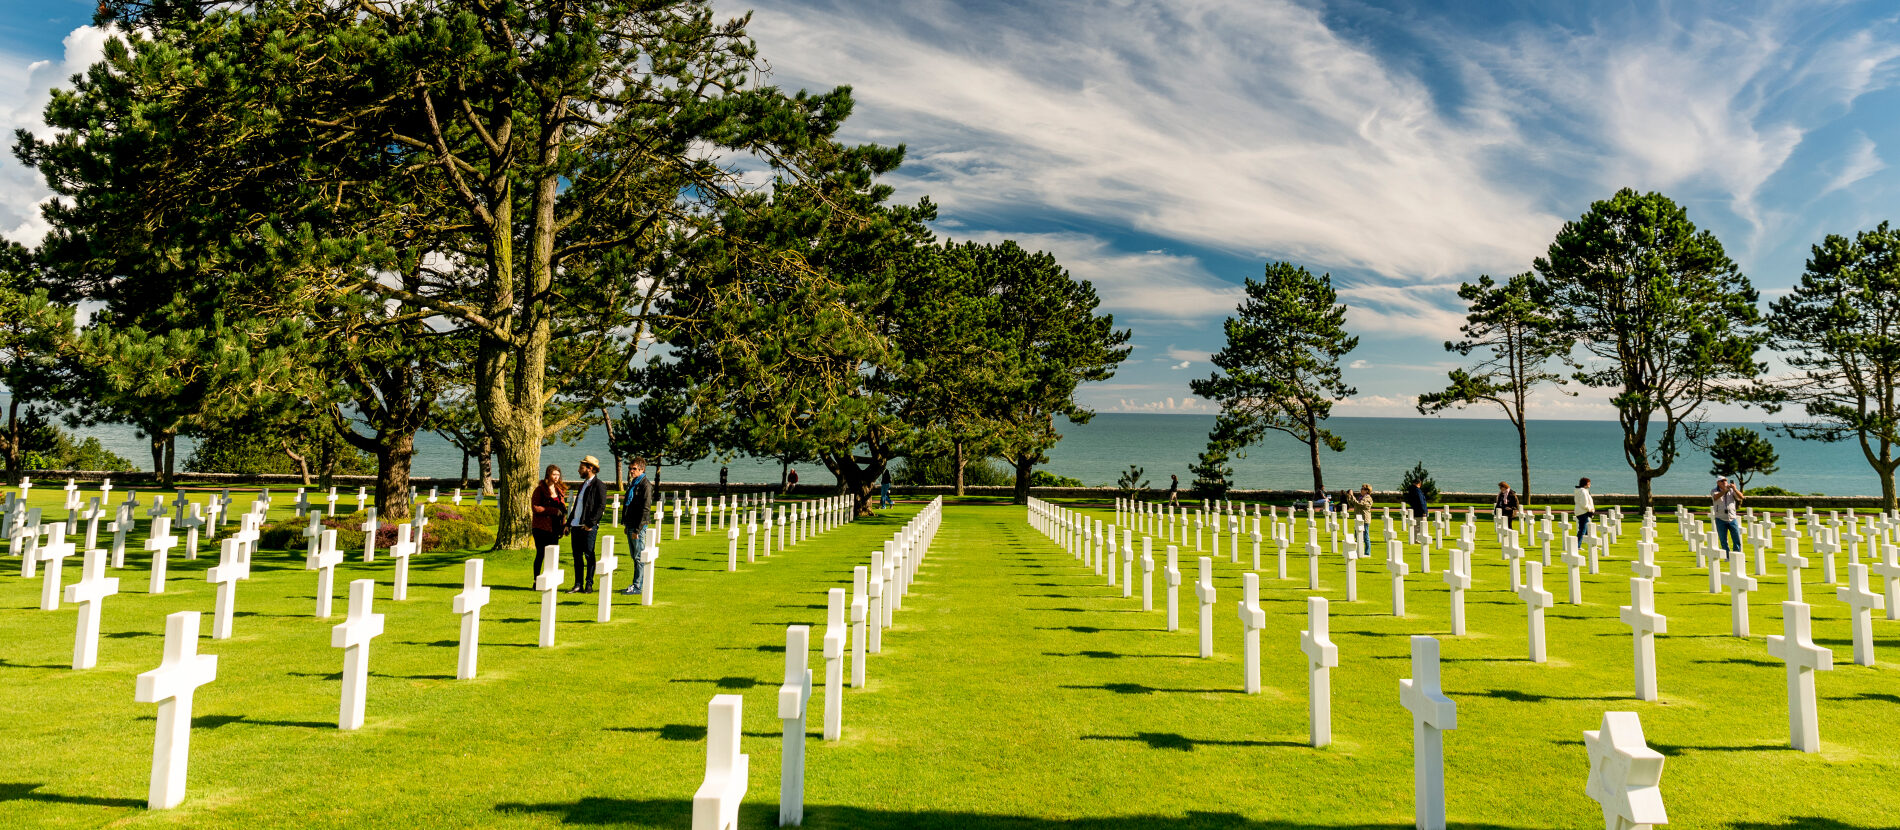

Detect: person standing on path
719,465,729,497
786,469,799,496
568,455,606,594
1712,476,1744,556
1494,481,1520,529
878,468,893,509
531,465,568,583
1167,475,1180,506
1573,477,1596,544
620,457,654,595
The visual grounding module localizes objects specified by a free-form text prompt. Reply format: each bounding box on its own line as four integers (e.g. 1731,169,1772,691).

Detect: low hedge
259,506,495,553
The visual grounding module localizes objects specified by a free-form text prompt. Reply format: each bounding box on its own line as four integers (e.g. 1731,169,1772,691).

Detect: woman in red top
531,465,568,580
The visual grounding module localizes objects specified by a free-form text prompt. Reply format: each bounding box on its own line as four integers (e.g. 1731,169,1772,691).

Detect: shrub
259,508,494,553
1033,470,1085,488
1746,485,1808,497
1400,461,1439,503
891,455,1013,487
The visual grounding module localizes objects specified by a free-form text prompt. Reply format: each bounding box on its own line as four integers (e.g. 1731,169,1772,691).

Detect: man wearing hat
568,455,608,593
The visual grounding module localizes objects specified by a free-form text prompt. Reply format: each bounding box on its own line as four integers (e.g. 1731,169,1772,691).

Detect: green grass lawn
4,491,1899,828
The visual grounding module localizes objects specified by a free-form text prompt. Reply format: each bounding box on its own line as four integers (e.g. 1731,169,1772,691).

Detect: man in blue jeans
620,457,655,595
567,455,606,593
1712,476,1743,556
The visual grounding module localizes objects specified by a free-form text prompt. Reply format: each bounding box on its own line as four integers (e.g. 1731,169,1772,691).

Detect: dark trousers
570,526,598,589
532,528,562,578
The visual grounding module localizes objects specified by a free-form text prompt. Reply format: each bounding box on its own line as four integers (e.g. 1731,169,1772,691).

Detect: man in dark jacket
620,457,655,595
568,455,607,593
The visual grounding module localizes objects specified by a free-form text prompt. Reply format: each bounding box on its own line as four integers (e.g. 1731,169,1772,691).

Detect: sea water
78,413,1884,496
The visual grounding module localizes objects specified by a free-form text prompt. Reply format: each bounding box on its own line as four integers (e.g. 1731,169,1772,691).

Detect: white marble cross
206,538,248,640
536,545,564,648
1560,536,1587,605
726,523,739,572
778,625,813,827
1386,539,1410,617
1632,530,1661,580
1812,527,1840,585
1400,635,1457,830
1301,596,1339,747
1518,561,1554,663
850,566,868,688
823,587,847,741
1619,578,1667,701
1584,711,1668,830
595,535,618,623
1720,549,1758,637
1778,537,1810,602
453,558,490,679
135,611,218,809
639,526,660,606
1765,600,1832,752
35,524,76,611
1836,563,1883,667
176,503,204,561
1140,537,1155,611
355,486,367,512
1237,572,1265,693
359,508,379,562
1194,556,1216,658
144,516,178,595
293,488,313,517
388,522,417,601
1444,543,1471,636
305,529,344,618
1870,544,1900,622
64,546,119,669
1165,545,1181,632
1502,529,1525,591
694,694,749,830
332,578,385,730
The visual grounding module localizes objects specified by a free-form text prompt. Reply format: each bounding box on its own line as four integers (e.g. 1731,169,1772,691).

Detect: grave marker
135,611,218,809
332,579,385,730
1836,563,1882,667
536,545,564,647
779,625,813,826
823,588,846,741
1619,578,1667,701
206,538,248,640
1237,573,1265,693
1301,597,1339,748
64,547,119,669
306,529,343,618
1765,601,1832,752
1583,712,1668,830
453,559,491,679
1195,556,1216,658
693,695,748,830
1400,636,1457,830
1518,561,1554,663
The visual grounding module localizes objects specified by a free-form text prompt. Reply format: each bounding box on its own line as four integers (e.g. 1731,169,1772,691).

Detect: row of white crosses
1052,495,1898,762
681,498,941,830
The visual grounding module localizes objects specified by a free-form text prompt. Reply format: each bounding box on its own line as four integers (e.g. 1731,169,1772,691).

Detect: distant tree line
1192,190,1900,510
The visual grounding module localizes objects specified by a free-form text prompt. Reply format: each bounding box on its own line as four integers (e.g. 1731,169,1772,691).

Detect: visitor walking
1573,477,1596,544
620,457,654,596
567,455,606,594
1348,484,1374,552
1494,481,1520,529
1167,475,1180,506
1405,480,1429,543
786,469,799,495
1712,476,1744,556
530,465,568,583
718,465,729,497
878,468,893,509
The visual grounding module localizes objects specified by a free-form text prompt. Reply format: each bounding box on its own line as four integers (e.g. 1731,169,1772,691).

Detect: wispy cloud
1824,133,1884,195
946,231,1242,320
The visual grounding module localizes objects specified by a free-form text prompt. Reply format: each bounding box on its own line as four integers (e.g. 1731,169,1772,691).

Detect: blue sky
3,1,1896,419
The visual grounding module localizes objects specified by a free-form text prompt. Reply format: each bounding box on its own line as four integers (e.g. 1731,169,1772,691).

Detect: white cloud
1348,359,1370,370
1823,133,1884,195
0,25,113,246
946,231,1242,320
1106,396,1213,413
1169,360,1190,370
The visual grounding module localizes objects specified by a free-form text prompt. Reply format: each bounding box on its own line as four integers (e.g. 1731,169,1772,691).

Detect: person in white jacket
1573,477,1596,543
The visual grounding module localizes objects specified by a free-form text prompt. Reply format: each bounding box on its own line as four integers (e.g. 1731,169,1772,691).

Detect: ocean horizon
56,412,1888,498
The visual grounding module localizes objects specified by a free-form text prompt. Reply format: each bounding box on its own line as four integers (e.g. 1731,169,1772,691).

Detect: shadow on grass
666,676,762,690
606,724,812,741
0,657,68,669
1468,688,1626,704
127,713,331,730
1081,732,1307,752
1060,682,1239,695
1043,651,1175,659
0,782,144,809
494,799,1531,829
1693,658,1779,667
1035,625,1152,634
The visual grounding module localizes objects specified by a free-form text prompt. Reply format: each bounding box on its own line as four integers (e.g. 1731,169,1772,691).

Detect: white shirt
570,476,596,527
1573,487,1595,517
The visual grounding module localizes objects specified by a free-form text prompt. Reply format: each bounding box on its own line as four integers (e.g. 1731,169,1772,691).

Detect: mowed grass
4,491,1900,828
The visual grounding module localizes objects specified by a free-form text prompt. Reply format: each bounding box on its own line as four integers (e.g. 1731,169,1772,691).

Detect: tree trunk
285,443,312,486
1516,419,1532,501
149,434,164,478
600,407,622,486
460,449,470,489
164,435,175,483
954,441,966,496
1637,472,1654,510
375,431,415,521
478,433,495,495
1307,435,1324,494
1012,454,1034,505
